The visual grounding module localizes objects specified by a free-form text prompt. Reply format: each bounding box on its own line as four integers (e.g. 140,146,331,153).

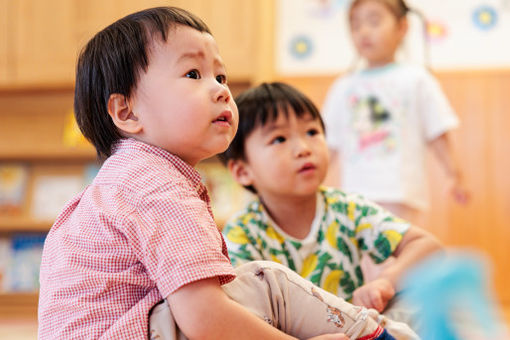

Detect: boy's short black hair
218,82,325,192
74,7,210,160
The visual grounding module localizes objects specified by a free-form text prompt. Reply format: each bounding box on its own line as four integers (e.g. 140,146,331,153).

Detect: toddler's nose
212,82,230,103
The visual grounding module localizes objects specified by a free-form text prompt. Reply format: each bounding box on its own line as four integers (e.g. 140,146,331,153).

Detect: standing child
37,7,414,340
322,0,468,224
220,82,442,331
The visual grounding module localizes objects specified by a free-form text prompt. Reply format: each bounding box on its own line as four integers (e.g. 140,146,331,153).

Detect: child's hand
351,278,395,312
450,179,470,205
306,334,350,340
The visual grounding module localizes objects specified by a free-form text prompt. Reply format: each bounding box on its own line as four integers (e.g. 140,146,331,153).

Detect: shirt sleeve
222,218,264,267
123,180,236,298
352,196,411,264
418,70,459,141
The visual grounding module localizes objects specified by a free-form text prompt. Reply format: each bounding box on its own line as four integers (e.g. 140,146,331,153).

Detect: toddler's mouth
213,110,232,125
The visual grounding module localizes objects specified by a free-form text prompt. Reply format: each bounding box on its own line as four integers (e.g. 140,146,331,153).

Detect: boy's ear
107,93,142,134
227,159,254,187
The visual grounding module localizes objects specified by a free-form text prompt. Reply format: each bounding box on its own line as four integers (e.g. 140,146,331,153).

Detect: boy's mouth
299,162,316,173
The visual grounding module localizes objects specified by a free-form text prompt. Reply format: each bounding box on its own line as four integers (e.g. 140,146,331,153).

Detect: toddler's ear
228,159,254,187
398,17,409,38
107,93,142,135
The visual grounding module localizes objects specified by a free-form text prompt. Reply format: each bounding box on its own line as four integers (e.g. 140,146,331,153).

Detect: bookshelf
0,293,39,317
0,217,52,233
0,88,97,319
0,148,96,162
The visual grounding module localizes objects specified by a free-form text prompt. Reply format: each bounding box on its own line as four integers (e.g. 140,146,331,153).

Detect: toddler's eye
271,136,286,145
216,74,227,84
307,128,320,136
368,14,382,26
186,70,201,79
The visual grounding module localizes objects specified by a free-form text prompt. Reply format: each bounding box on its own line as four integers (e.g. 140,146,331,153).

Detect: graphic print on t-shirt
349,94,396,156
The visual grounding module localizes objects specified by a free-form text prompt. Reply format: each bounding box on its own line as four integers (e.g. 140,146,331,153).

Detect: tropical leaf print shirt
222,186,410,301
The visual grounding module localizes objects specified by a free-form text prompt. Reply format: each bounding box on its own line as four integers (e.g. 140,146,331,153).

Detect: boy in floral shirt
220,82,442,314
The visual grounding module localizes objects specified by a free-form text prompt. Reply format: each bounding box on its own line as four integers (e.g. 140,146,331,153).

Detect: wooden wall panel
0,0,262,88
10,0,78,85
0,0,13,84
278,71,510,305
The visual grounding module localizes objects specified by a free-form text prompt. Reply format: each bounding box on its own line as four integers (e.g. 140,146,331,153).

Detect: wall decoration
277,0,510,74
426,20,449,43
289,35,314,59
472,5,498,31
310,0,349,17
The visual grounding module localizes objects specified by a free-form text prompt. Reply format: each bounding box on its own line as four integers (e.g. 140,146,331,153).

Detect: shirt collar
112,138,204,190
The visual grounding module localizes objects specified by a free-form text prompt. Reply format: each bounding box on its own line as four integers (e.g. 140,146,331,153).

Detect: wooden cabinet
0,0,263,87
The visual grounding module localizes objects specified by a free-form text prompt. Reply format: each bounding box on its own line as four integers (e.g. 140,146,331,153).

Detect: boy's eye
271,136,286,145
216,74,227,84
185,69,201,79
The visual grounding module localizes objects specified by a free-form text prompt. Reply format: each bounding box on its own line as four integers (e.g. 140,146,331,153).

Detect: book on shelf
31,174,85,221
0,236,9,292
196,162,254,228
61,110,91,148
84,163,101,185
0,163,29,215
2,232,46,293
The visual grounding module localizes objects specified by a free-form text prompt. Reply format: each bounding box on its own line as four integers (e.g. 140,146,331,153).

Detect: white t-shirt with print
322,63,459,210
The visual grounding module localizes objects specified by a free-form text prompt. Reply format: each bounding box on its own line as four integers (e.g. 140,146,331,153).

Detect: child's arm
429,132,469,205
352,226,443,311
167,277,349,340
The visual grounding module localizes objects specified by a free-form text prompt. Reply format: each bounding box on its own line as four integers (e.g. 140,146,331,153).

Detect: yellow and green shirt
222,186,410,301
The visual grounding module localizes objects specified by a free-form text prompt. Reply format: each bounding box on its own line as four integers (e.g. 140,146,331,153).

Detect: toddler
322,0,469,223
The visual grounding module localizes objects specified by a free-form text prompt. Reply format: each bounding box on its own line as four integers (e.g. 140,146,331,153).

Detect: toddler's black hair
349,0,410,19
218,82,325,193
74,7,210,160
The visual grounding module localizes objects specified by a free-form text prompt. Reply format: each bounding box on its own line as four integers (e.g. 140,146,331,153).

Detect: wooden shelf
0,146,96,162
0,293,39,318
0,217,52,232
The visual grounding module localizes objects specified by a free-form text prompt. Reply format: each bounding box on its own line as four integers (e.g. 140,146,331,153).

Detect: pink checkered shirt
38,138,236,339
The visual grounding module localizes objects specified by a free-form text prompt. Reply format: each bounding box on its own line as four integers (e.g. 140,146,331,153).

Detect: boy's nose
294,139,312,158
